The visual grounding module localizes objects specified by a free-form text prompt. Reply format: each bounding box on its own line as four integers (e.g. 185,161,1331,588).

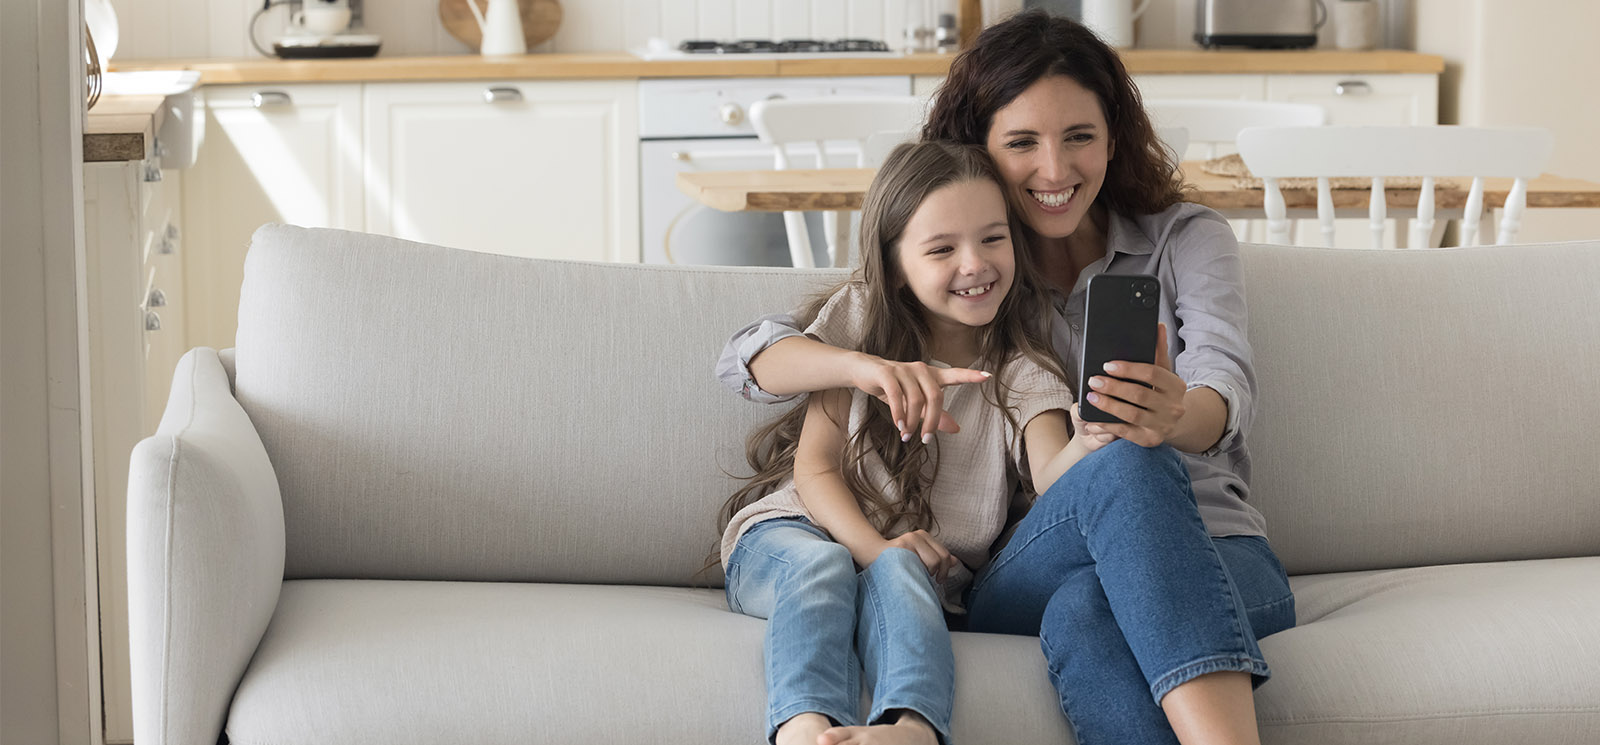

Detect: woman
714,10,1294,745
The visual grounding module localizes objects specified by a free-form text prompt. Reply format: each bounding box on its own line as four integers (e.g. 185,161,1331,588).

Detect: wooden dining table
678,162,1600,215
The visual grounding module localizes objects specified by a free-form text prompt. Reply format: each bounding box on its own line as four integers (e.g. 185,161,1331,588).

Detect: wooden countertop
109,49,1443,85
84,94,165,163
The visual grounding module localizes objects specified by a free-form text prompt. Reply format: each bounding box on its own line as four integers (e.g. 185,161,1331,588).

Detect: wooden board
438,0,561,52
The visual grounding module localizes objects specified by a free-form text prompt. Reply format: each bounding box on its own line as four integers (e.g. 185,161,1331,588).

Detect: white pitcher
465,0,526,56
1080,0,1153,49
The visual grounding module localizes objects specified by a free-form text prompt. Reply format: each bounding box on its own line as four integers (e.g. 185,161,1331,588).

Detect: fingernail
1087,392,1100,403
921,433,934,445
979,371,992,378
896,420,905,432
1104,362,1120,373
1088,377,1104,389
901,431,912,442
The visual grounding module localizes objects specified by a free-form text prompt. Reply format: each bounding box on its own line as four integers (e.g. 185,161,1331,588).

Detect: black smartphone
1078,273,1161,424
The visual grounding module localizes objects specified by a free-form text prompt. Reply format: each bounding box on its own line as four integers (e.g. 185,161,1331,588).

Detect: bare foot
776,713,832,745
817,710,939,745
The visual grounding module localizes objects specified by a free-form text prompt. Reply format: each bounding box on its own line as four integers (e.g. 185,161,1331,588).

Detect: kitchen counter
84,94,165,163
109,49,1443,84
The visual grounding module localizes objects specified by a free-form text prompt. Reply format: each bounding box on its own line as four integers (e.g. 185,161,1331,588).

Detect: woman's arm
794,389,959,579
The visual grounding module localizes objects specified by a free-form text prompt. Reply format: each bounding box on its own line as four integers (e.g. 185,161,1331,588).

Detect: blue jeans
725,517,955,745
965,440,1296,745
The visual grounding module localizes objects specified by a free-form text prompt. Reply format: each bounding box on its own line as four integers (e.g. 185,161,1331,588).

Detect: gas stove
634,37,898,60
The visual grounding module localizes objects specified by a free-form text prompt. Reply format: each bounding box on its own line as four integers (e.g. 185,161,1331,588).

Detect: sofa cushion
1260,556,1600,744
225,580,1073,745
1241,241,1600,574
234,225,850,584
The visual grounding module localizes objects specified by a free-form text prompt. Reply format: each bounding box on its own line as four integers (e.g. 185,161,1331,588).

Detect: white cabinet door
364,80,640,262
183,83,364,350
1266,73,1439,125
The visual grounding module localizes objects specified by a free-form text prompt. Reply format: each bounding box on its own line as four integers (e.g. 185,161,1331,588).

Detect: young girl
716,141,1116,745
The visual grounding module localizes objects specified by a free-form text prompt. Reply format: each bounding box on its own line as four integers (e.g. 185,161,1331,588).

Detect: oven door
641,138,859,267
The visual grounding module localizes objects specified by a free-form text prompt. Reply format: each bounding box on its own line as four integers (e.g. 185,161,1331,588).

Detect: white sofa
127,224,1600,745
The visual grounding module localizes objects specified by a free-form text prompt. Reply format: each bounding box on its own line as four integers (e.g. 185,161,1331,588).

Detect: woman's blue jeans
965,439,1296,745
725,517,955,745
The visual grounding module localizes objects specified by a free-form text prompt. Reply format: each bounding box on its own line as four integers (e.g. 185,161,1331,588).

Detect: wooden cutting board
439,0,562,51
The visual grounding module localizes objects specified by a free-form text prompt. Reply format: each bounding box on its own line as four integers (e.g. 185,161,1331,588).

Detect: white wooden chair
1145,99,1324,241
750,96,925,267
1237,125,1555,248
1144,99,1326,159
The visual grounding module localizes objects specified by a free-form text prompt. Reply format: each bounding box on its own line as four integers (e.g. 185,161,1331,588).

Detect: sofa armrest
127,347,285,745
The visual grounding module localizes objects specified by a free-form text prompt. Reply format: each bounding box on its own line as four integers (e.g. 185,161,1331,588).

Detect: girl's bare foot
817,710,939,745
776,713,832,745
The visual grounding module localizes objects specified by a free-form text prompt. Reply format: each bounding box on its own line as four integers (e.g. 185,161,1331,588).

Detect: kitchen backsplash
108,0,1401,61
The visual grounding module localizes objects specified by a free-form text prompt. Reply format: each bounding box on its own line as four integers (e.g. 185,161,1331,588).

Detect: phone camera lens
1142,296,1158,309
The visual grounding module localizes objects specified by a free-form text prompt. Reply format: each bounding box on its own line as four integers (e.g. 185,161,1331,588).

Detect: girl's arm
1024,404,1118,495
793,389,958,579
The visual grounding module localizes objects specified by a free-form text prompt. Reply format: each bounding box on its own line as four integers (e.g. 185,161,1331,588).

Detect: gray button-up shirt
714,202,1267,539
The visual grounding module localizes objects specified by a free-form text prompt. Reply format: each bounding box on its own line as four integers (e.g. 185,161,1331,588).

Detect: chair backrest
1145,99,1326,159
1237,125,1555,248
1155,126,1189,164
750,96,926,169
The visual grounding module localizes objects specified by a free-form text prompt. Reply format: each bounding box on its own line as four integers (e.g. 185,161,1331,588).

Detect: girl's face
893,178,1016,341
984,75,1113,240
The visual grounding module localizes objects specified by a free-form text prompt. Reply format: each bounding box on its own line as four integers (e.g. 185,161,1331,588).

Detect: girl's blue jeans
965,439,1297,745
725,517,955,745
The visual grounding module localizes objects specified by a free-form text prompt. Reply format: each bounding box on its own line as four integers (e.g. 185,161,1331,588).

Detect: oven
638,74,913,266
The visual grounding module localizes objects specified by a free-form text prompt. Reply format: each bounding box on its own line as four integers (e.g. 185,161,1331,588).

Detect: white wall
2,0,95,740
1413,0,1600,241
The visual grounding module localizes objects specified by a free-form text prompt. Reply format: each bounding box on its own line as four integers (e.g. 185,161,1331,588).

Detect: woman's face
984,75,1113,240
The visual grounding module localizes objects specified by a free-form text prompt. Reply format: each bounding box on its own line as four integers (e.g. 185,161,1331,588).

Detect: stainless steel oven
638,74,912,266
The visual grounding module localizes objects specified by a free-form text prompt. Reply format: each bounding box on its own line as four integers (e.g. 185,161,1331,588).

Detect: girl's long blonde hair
716,140,1068,542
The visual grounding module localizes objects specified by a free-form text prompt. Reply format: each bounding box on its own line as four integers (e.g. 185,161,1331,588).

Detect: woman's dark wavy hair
922,8,1186,217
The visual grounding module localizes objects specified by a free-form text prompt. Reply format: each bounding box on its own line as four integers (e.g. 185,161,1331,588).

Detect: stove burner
677,38,891,54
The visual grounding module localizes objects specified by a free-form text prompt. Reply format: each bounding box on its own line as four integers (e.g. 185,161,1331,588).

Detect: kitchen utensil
1334,0,1379,50
1081,0,1152,48
1195,0,1323,49
439,0,561,53
291,1,353,37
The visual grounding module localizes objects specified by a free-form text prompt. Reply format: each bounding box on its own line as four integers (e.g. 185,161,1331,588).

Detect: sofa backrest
235,225,848,585
1240,240,1600,574
236,226,1600,583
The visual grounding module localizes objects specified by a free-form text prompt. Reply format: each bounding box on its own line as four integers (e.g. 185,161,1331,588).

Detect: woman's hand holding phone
1081,323,1188,448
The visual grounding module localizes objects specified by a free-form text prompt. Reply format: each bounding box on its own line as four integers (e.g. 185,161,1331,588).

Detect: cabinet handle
147,289,167,308
483,87,524,104
252,90,293,108
1334,81,1373,96
144,311,162,332
671,151,690,161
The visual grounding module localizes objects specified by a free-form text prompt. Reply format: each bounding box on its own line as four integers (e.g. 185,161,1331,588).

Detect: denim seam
1038,633,1094,745
1246,592,1295,615
1149,654,1271,702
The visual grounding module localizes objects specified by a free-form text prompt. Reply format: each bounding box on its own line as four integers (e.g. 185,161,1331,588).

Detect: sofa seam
1261,705,1600,725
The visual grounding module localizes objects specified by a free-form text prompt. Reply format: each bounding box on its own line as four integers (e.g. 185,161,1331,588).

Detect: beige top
719,283,1077,610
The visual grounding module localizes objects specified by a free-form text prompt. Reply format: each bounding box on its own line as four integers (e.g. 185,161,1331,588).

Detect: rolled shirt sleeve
1166,213,1256,457
712,282,867,404
713,313,807,404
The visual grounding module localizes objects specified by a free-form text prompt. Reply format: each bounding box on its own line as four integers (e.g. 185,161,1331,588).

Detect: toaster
1194,0,1322,49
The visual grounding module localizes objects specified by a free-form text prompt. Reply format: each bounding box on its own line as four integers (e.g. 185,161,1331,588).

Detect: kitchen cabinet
183,83,364,350
1266,73,1438,126
83,157,186,745
363,80,640,262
